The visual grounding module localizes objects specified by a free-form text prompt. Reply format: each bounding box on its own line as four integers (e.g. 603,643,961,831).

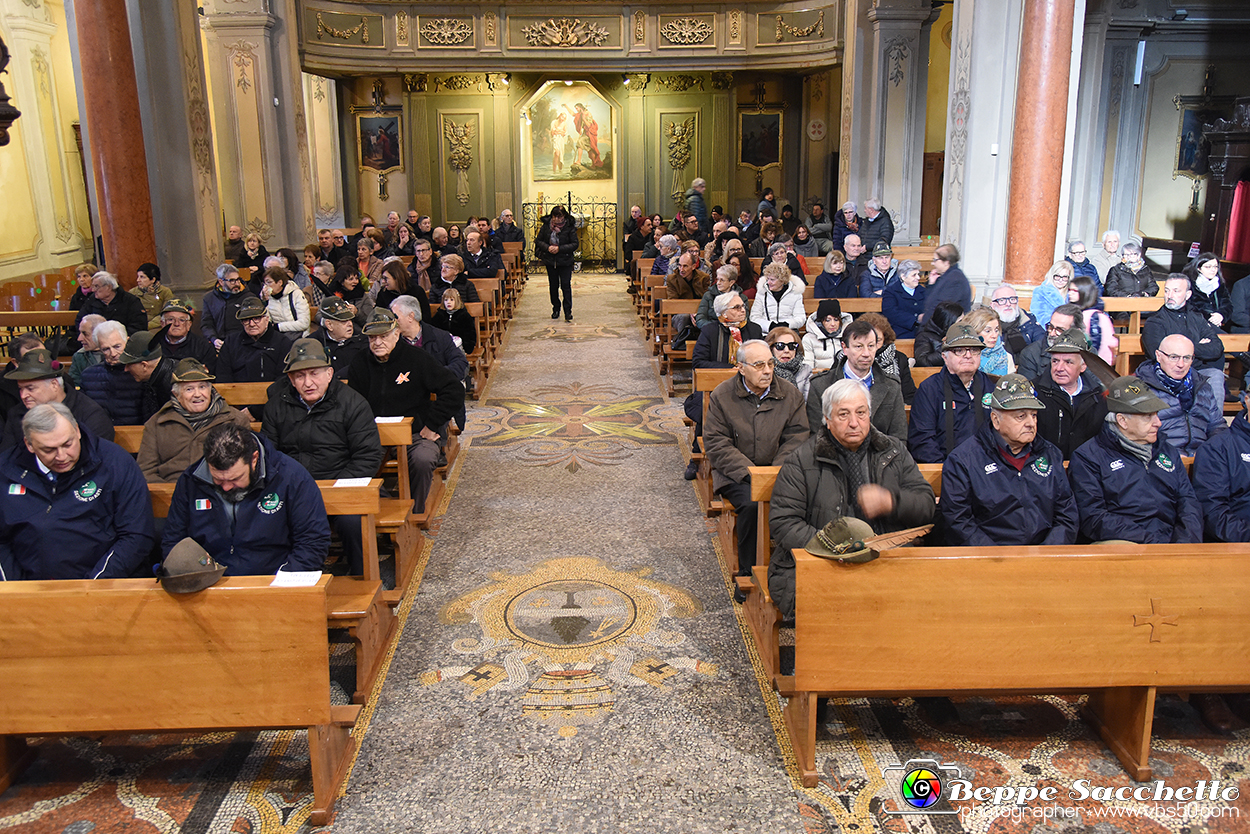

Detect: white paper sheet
332,477,373,487
270,570,323,587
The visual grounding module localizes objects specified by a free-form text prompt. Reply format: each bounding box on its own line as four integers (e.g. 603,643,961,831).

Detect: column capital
200,11,276,33
868,2,938,26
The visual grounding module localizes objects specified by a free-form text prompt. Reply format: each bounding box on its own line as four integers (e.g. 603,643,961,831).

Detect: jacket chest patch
1110,459,1124,471
74,480,100,502
395,372,410,385
8,484,24,495
981,393,993,407
1030,456,1052,477
983,463,999,474
1155,453,1175,473
258,492,283,514
1240,453,1250,463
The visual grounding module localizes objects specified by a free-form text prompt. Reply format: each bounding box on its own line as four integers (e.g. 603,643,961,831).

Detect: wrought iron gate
521,193,618,271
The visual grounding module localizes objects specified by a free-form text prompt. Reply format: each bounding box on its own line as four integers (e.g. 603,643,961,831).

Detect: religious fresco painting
358,114,403,174
528,83,613,182
739,111,782,170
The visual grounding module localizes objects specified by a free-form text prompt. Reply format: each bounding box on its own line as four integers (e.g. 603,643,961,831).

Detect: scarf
835,440,870,519
773,354,804,387
875,343,898,380
171,389,228,431
1108,419,1154,465
1151,363,1194,412
979,340,1012,375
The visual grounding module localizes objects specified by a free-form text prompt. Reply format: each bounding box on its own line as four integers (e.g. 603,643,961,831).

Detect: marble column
865,0,938,246
201,0,314,250
1004,0,1076,287
71,0,155,285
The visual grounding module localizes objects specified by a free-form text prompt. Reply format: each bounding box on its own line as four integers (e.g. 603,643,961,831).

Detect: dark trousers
716,480,757,575
406,438,440,513
331,514,364,575
546,262,573,316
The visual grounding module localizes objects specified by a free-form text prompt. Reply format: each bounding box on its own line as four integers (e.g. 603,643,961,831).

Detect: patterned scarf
773,354,804,387
836,441,870,519
1108,417,1154,464
979,340,1012,375
171,389,228,431
1151,363,1194,412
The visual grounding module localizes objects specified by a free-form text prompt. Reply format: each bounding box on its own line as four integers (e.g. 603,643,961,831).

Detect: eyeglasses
948,347,981,357
990,296,1019,306
771,342,799,351
1069,249,1087,256
1045,323,1067,334
745,359,776,370
725,303,746,311
1159,352,1194,363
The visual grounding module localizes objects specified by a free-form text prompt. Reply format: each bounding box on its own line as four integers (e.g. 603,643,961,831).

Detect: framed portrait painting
358,114,403,175
526,81,613,182
1173,95,1233,181
739,111,782,170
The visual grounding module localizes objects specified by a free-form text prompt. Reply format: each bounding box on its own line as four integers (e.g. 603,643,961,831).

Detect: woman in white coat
262,266,311,337
749,262,807,332
801,298,854,371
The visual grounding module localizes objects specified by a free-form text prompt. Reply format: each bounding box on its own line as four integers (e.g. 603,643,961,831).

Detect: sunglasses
771,342,799,351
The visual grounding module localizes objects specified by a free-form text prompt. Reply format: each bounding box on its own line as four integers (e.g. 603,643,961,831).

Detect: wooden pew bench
689,368,737,517
657,299,700,394
0,575,358,825
148,478,398,703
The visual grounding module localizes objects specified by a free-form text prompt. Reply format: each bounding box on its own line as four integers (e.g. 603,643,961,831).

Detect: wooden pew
689,368,737,516
784,543,1250,785
0,575,359,825
1102,296,1164,334
657,299,700,394
463,300,490,396
1114,331,1250,376
148,478,399,701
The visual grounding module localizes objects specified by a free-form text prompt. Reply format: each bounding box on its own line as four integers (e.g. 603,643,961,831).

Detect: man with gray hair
859,198,894,253
1,348,113,449
392,295,468,433
685,177,709,235
201,263,260,351
703,339,809,584
0,402,155,580
768,378,935,617
76,271,148,337
1089,229,1122,283
651,234,680,276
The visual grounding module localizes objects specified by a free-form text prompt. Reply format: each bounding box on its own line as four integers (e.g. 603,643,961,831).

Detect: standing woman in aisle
538,205,579,322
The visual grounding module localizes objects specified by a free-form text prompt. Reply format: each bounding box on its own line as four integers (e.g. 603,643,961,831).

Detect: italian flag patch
8,484,24,495
195,498,212,511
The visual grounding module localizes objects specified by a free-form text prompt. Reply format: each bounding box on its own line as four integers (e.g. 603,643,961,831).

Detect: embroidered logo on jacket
1155,453,1175,473
1030,456,1051,477
984,463,999,474
1110,460,1124,471
195,498,212,511
395,372,411,385
258,492,283,514
981,393,992,407
8,484,24,495
74,480,100,502
1240,453,1250,463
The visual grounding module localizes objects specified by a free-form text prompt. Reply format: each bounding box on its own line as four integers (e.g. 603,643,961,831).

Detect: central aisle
325,272,809,832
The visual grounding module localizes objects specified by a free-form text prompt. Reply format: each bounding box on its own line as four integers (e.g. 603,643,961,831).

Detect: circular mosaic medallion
504,580,637,649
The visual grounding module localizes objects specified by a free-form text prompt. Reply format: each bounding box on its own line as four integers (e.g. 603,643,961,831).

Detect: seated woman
914,302,965,366
695,265,741,330
802,299,852,372
327,263,374,331
233,233,270,294
357,229,386,295
1031,260,1073,330
376,260,432,324
430,288,477,355
1069,274,1118,364
959,307,1015,375
881,258,926,340
813,251,858,299
131,263,174,330
393,223,417,257
68,262,98,311
766,327,811,399
261,266,311,337
724,248,756,301
750,262,807,332
792,224,820,259
136,359,249,483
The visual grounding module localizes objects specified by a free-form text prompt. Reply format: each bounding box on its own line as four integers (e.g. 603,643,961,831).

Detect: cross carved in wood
1133,598,1180,642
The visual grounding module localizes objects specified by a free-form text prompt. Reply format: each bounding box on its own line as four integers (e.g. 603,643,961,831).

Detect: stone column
125,0,224,292
201,0,314,250
866,0,938,246
1004,0,1076,287
71,0,156,285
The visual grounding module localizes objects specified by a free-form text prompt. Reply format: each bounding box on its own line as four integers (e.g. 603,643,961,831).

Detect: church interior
0,0,1248,832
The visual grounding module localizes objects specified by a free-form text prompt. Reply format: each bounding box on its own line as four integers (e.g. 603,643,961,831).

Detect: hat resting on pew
941,324,985,351
4,349,62,380
1105,376,1168,414
171,358,214,382
805,517,877,563
362,309,399,335
235,297,268,320
157,538,227,594
319,296,355,321
990,374,1045,410
119,327,169,365
284,338,332,373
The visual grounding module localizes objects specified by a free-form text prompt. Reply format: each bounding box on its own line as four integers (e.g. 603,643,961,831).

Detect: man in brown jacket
703,339,809,584
664,251,710,301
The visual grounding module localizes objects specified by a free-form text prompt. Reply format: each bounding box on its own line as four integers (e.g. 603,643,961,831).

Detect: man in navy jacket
907,324,995,463
0,403,155,580
161,422,329,575
940,375,1077,546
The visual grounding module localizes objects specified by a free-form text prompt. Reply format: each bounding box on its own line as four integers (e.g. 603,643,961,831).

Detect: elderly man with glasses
907,323,995,463
1133,333,1226,455
989,283,1045,359
703,339,809,584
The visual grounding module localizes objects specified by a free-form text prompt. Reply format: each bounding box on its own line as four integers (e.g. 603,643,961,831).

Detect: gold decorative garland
317,12,369,43
775,11,823,42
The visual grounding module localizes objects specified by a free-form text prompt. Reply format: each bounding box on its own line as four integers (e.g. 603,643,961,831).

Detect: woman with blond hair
1031,260,1074,329
959,307,1014,375
765,326,811,398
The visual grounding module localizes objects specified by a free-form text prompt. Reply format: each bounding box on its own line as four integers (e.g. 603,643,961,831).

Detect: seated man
215,297,295,420
75,270,148,336
315,296,368,380
989,283,1045,358
348,310,465,513
768,379,936,617
806,319,906,441
80,320,147,426
940,374,1077,545
1143,274,1226,399
392,294,469,432
496,209,525,247
263,339,383,576
155,299,217,373
162,421,329,575
0,403,155,580
461,230,505,280
703,339,809,580
665,250,710,301
200,264,260,351
1033,329,1107,459
119,330,177,425
1019,303,1081,381
1134,333,1226,456
0,333,44,415
138,359,248,483
1,348,113,449
907,324,994,463
1069,376,1202,544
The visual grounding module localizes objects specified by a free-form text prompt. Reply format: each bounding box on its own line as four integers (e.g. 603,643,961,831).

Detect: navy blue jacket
1069,424,1202,544
0,429,155,580
162,432,329,575
881,280,926,339
1135,362,1226,456
906,366,994,463
215,326,295,384
1192,413,1250,542
921,266,972,323
813,270,860,299
80,362,147,426
1065,256,1101,287
940,422,1077,546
